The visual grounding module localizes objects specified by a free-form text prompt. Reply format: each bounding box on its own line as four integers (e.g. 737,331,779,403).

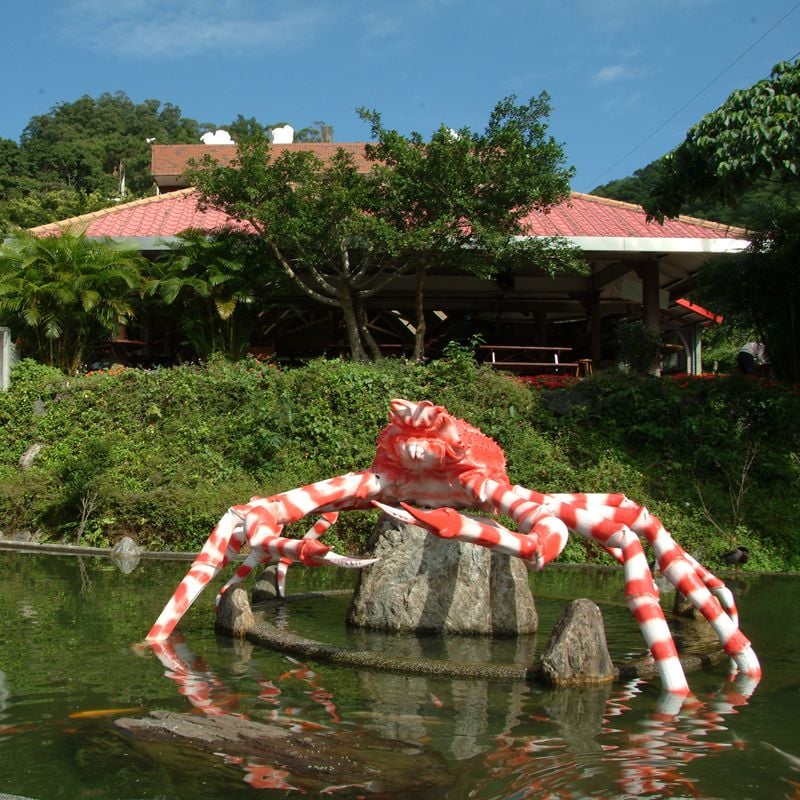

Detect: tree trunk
413,266,429,360
355,297,383,361
337,287,368,361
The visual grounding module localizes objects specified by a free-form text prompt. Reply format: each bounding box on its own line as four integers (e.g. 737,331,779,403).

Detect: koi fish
68,706,143,719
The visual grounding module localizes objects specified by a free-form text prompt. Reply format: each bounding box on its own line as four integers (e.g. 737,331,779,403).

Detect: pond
0,550,798,799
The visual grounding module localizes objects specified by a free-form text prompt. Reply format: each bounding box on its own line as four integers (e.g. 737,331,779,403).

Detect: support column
635,260,661,333
0,327,17,392
534,310,548,345
583,293,602,364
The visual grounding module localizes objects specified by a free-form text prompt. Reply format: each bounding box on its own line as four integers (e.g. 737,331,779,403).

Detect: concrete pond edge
215,587,728,685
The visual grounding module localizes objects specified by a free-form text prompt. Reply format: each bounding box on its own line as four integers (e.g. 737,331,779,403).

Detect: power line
582,1,800,191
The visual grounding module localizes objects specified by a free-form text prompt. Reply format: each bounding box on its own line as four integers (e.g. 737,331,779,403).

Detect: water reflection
145,635,451,796
473,676,760,799
146,633,760,797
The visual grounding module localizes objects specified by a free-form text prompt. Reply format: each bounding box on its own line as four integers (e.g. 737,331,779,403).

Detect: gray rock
347,515,537,635
18,442,44,470
110,536,142,574
252,564,281,603
115,709,452,794
216,585,255,638
537,599,615,686
673,590,698,618
32,398,46,416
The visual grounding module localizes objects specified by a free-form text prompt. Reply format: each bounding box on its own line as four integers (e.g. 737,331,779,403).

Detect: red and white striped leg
543,501,690,694
515,487,761,681
630,508,760,678
464,477,569,569
377,502,568,568
146,506,249,641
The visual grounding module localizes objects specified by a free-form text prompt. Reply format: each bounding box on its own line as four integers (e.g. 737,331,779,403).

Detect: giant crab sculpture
147,399,761,696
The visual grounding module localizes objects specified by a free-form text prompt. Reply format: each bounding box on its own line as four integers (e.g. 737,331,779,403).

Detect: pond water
0,551,798,800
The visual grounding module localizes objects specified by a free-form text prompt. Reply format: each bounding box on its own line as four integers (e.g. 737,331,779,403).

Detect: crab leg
513,486,745,628
375,502,559,565
147,474,381,642
146,505,251,641
535,496,760,682
531,489,758,678
216,506,375,603
462,476,570,569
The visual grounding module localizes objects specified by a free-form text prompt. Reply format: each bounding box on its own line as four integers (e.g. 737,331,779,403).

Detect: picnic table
479,345,584,376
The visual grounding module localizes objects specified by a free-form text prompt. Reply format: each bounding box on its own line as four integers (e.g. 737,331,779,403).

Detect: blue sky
3,0,798,191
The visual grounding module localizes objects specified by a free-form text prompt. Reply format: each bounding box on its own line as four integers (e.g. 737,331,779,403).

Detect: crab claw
372,500,445,530
398,503,463,538
294,537,377,570
321,552,379,569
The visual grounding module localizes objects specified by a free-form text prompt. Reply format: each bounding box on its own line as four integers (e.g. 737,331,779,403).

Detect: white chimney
267,124,294,144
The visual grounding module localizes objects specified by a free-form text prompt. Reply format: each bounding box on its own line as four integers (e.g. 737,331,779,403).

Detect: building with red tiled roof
150,142,373,192
29,143,749,373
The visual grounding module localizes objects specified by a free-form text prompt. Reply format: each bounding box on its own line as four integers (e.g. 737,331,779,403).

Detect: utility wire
582,1,800,191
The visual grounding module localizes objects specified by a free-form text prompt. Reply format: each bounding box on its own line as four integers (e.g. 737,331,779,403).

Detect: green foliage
615,319,662,374
0,358,797,572
553,369,800,568
645,59,800,221
146,229,285,360
693,200,800,382
700,322,754,373
19,91,205,197
0,230,147,373
1,188,111,231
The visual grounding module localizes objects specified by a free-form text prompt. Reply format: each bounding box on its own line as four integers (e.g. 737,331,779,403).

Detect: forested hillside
0,91,328,231
592,159,800,229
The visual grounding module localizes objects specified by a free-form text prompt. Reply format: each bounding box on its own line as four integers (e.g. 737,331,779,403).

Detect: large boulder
346,515,537,635
536,598,615,686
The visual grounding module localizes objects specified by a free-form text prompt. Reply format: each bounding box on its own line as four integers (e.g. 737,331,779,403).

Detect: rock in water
347,515,537,635
216,585,254,638
252,564,281,603
536,599,615,686
110,536,142,574
115,710,452,796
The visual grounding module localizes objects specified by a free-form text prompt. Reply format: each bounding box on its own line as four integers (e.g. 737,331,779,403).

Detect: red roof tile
520,192,745,239
29,188,747,242
29,188,255,238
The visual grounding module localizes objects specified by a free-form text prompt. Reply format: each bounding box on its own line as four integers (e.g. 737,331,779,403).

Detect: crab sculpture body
147,399,761,696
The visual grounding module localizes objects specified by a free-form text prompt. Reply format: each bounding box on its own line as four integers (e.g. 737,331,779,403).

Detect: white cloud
592,64,633,83
361,10,404,40
55,0,332,59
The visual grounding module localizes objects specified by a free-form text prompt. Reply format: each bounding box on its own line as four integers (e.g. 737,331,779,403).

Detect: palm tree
146,228,277,360
0,229,146,373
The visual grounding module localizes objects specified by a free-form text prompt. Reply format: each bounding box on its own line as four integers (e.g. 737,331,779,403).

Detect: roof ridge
27,188,197,234
571,191,749,238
